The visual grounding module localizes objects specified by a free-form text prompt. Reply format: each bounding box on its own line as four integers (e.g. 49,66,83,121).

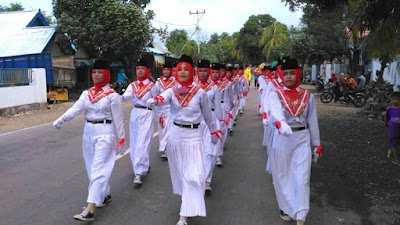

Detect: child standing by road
385,92,400,164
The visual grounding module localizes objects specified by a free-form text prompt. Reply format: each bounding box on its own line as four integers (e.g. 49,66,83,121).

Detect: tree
259,21,290,61
0,3,24,12
53,0,154,78
165,29,197,56
236,14,276,64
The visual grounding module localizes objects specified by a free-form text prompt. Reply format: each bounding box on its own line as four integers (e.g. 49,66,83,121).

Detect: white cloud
147,0,303,41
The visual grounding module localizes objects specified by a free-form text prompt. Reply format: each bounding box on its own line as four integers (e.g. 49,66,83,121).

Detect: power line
189,10,205,54
152,19,196,27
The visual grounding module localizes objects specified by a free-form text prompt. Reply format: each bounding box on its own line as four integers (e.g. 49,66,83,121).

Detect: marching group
52,54,252,225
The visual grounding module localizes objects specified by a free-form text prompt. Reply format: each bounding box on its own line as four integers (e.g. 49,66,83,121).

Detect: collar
102,84,110,91
283,86,301,92
177,83,195,89
137,79,149,84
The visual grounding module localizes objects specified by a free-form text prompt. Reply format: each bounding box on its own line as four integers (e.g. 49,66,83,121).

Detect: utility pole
189,10,205,54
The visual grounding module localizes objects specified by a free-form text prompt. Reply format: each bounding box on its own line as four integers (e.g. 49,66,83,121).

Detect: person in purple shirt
385,92,400,164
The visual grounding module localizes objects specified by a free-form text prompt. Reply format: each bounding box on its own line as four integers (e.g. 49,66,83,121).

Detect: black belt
87,120,112,124
135,105,152,110
174,122,200,129
291,125,308,131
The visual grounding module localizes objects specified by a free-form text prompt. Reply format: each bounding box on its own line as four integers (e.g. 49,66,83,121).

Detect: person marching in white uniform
195,60,223,192
268,58,323,225
218,64,234,145
229,66,241,131
225,66,237,134
153,61,177,159
53,60,127,221
147,55,220,225
122,57,158,185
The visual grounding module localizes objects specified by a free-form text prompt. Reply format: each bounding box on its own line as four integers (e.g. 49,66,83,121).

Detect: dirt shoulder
308,84,400,225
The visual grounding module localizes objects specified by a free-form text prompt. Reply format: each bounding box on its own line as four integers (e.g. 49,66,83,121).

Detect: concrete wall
0,68,47,109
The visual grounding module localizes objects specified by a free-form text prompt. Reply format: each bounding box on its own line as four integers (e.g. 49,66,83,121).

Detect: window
0,68,32,87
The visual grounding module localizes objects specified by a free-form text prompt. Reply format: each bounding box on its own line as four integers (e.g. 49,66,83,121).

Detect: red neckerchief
172,85,200,107
131,80,155,99
158,76,176,90
88,87,115,103
276,87,310,117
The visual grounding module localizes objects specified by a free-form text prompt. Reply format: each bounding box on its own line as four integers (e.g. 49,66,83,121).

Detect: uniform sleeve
213,86,223,120
61,91,86,122
110,93,125,140
156,88,173,105
269,91,286,122
306,94,321,146
200,91,217,132
150,82,159,97
227,83,234,111
122,83,133,102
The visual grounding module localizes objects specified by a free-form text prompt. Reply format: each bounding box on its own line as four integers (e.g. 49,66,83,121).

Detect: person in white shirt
53,60,127,221
147,55,220,225
153,61,177,159
122,57,158,185
268,58,323,225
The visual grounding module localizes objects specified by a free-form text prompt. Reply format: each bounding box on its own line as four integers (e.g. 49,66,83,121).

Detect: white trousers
129,107,154,176
167,125,206,217
270,129,312,222
82,123,116,205
155,105,171,152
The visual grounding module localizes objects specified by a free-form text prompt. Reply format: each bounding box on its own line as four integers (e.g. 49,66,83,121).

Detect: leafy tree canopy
53,0,154,78
0,3,24,12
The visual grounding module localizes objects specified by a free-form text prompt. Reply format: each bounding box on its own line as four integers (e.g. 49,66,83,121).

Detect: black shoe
73,207,94,221
279,210,292,221
95,194,111,208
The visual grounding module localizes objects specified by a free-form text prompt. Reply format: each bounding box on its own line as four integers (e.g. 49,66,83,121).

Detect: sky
2,0,303,42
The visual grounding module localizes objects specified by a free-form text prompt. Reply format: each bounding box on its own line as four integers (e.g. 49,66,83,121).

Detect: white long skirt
82,123,116,204
270,129,312,222
167,125,206,217
155,105,171,152
129,107,154,176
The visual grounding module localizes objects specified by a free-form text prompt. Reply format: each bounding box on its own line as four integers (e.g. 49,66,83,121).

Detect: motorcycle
320,82,367,107
316,75,325,92
114,78,130,95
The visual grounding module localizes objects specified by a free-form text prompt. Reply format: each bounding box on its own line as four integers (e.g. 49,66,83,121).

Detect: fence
0,68,32,87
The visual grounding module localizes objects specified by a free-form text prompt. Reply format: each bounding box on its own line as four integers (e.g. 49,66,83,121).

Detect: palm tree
259,21,290,61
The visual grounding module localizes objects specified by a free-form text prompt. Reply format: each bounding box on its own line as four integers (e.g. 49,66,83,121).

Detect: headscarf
175,62,194,87
282,68,302,102
196,67,211,85
91,69,111,93
136,66,151,81
161,67,173,80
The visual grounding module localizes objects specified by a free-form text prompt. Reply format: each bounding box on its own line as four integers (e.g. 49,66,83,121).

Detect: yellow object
48,88,69,101
244,68,252,82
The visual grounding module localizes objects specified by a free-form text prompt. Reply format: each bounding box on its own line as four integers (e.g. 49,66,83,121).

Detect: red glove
117,138,125,148
154,95,165,104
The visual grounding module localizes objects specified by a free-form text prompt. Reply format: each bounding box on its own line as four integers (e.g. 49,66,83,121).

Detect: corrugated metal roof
145,47,165,55
0,11,56,57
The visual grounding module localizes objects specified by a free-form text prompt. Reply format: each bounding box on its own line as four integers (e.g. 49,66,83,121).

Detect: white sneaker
205,182,212,192
176,219,187,225
216,157,223,166
229,128,233,134
133,175,142,184
239,109,243,115
161,151,168,159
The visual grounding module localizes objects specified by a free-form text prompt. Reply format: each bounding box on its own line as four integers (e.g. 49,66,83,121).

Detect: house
0,10,75,115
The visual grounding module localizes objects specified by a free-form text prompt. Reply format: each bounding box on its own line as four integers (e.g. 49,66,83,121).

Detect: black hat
226,66,233,71
173,60,178,67
211,63,220,70
197,59,210,68
281,58,300,70
219,63,226,70
93,60,109,70
278,56,291,65
162,61,173,68
178,54,193,67
270,66,277,71
262,66,268,71
137,54,154,68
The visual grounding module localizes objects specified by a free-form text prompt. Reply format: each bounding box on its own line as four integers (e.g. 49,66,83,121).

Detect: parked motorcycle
316,75,325,92
114,78,130,95
320,82,367,107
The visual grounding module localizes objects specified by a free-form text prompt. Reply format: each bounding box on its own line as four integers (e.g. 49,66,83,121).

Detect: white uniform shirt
60,84,125,140
122,78,158,105
207,85,223,120
157,83,217,132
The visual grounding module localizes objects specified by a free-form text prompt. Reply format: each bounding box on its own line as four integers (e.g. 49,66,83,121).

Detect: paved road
0,87,362,225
